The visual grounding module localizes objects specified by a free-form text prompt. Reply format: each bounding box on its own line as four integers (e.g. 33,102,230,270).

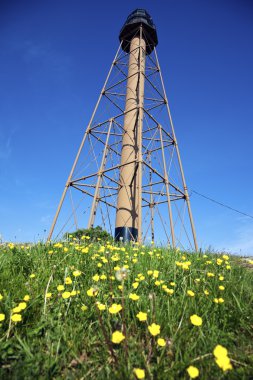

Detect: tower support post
88,119,113,228
154,48,198,251
148,152,155,242
47,44,122,241
159,124,176,248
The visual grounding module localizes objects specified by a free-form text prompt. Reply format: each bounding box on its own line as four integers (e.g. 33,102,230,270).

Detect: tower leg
148,152,155,242
47,44,122,241
154,48,198,251
159,124,176,248
88,119,113,228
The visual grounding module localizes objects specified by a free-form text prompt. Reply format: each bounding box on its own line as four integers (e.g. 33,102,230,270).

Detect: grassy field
0,240,252,379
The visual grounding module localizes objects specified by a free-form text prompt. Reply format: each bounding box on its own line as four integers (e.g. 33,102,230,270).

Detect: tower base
115,227,138,242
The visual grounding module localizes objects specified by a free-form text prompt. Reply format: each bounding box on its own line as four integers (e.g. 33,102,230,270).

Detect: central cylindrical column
115,34,146,242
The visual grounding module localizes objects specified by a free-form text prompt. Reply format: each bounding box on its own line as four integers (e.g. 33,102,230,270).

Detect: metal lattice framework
48,21,198,251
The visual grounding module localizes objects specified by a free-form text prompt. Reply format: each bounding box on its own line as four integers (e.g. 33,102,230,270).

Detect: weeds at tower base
0,241,252,379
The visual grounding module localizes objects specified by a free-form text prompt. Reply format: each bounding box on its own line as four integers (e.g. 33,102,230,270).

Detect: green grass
0,241,252,379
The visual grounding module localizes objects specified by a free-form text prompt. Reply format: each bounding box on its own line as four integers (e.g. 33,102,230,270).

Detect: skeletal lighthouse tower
114,11,157,242
48,9,198,251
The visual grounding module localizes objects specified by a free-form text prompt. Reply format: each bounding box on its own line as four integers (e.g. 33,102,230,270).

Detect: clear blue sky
0,0,253,255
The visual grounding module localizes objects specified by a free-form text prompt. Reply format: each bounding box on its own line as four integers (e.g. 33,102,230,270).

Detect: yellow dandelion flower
87,288,98,297
62,291,71,299
222,255,229,260
219,286,225,291
148,323,160,336
190,314,202,326
70,290,77,296
207,272,215,277
65,277,72,285
29,274,35,278
92,274,100,282
187,290,195,297
81,305,88,311
170,282,176,286
45,293,52,299
0,294,3,301
132,282,139,289
157,338,166,347
23,295,30,301
226,265,231,270
57,285,65,291
111,330,125,344
213,345,228,358
109,303,122,314
133,368,145,379
219,276,224,281
215,356,232,371
111,255,119,262
73,270,81,277
147,270,153,276
216,258,223,265
96,302,106,311
100,274,107,280
0,313,5,321
97,263,102,268
153,270,159,278
165,288,174,295
129,293,140,301
11,314,22,322
136,311,147,321
204,290,209,295
18,302,27,310
187,366,199,378
12,306,21,313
